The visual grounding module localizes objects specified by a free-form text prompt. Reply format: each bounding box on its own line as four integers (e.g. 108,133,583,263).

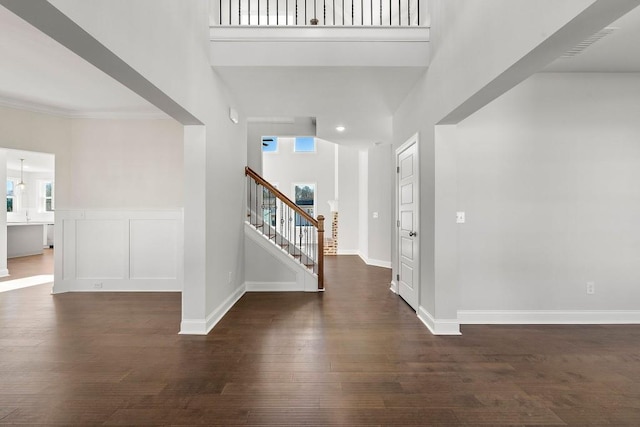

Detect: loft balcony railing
215,0,421,26
245,167,324,289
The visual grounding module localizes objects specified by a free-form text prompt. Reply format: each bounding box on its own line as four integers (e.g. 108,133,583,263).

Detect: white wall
358,150,369,260
246,118,316,175
0,150,7,276
366,144,392,267
31,0,248,334
0,106,185,290
391,0,631,333
457,73,640,316
68,119,183,209
262,137,335,222
337,145,359,253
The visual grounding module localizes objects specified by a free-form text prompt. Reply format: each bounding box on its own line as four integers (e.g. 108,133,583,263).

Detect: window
6,179,16,213
294,137,315,153
294,183,315,226
39,180,54,212
262,137,277,152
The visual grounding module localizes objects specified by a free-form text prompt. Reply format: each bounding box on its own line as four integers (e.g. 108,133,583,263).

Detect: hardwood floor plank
1,255,639,425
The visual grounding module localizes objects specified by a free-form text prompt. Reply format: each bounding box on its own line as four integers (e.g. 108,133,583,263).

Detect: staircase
245,167,324,290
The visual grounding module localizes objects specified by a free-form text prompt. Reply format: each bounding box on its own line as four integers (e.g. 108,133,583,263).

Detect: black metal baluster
277,0,279,24
351,0,353,25
389,0,391,25
342,0,345,25
286,0,288,25
267,0,270,25
239,0,241,24
314,0,317,22
305,0,307,25
379,0,382,25
248,0,251,24
361,0,363,25
370,0,372,25
398,0,401,26
332,0,335,25
417,0,419,26
323,0,326,25
258,0,261,24
229,0,232,25
295,0,298,24
408,0,410,25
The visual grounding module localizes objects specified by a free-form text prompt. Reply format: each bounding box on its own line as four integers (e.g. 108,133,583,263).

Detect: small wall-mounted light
336,126,345,132
229,107,239,124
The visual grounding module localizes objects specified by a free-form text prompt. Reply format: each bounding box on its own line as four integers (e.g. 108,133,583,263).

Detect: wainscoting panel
130,219,179,280
53,210,183,293
76,220,126,279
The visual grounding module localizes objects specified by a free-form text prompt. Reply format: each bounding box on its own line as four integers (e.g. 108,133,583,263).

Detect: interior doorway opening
0,148,55,293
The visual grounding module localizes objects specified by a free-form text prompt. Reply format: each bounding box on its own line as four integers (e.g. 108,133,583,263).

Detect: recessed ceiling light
336,126,345,132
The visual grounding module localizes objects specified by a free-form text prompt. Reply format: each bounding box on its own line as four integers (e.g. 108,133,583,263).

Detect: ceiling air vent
561,27,618,58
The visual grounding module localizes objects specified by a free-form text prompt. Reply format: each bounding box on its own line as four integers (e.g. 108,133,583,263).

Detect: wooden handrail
317,215,324,290
245,166,318,227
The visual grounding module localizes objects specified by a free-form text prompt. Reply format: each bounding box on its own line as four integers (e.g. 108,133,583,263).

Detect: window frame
293,136,316,153
261,136,278,153
38,179,54,213
6,177,18,213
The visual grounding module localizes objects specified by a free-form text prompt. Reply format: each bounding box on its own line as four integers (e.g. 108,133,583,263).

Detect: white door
397,137,419,311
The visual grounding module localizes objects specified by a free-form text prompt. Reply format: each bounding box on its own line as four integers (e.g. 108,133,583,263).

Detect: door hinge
396,274,400,281
397,166,400,173
397,220,400,227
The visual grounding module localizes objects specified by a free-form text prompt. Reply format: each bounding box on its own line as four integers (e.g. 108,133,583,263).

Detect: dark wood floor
0,248,53,282
0,255,639,425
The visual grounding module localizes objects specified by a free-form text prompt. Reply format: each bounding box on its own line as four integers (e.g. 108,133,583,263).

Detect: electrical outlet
586,282,595,295
456,212,465,224
93,282,103,289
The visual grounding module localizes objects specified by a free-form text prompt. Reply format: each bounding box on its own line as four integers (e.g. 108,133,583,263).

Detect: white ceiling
544,4,640,72
216,66,426,146
0,5,164,118
6,149,54,174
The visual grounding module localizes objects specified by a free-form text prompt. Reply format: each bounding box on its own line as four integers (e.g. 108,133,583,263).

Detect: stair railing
245,166,324,289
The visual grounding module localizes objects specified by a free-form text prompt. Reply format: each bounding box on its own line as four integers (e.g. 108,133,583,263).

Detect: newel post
317,215,325,290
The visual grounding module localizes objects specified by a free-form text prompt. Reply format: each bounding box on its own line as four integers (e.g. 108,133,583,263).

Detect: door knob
409,231,417,237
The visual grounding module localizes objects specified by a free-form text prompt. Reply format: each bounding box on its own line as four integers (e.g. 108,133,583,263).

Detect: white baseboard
61,278,181,292
389,280,398,294
0,269,9,278
246,281,300,292
337,249,359,255
418,306,461,335
357,252,391,269
458,310,640,325
180,283,246,335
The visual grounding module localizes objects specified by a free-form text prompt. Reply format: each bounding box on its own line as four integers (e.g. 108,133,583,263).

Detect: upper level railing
245,166,324,289
214,0,421,26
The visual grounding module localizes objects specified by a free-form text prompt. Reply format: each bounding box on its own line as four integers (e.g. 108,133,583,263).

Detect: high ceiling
0,5,164,118
1,2,638,134
216,66,426,146
544,4,640,73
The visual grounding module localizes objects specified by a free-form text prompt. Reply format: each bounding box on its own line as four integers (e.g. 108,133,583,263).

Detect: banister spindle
317,215,324,289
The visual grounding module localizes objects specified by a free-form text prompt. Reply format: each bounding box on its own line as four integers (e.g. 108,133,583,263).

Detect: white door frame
393,133,420,308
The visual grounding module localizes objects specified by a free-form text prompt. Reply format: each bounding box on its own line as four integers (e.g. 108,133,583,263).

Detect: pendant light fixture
16,158,26,191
